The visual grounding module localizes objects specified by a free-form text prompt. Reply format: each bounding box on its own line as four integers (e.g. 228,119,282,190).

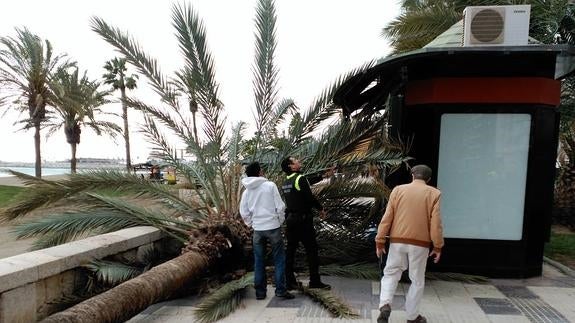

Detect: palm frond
127,96,192,142
317,178,389,226
12,198,192,249
172,3,225,148
83,260,143,286
226,122,247,212
194,272,254,323
320,263,381,280
90,17,178,105
383,3,461,53
300,117,408,177
302,286,359,318
425,272,489,284
1,169,196,222
133,103,217,210
290,60,377,146
252,0,280,155
317,230,375,264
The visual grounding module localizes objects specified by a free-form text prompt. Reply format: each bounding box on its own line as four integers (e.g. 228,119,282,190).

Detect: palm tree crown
0,27,72,177
47,67,121,173
103,57,138,170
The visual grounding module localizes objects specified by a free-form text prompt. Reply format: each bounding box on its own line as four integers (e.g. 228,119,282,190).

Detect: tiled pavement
128,263,575,323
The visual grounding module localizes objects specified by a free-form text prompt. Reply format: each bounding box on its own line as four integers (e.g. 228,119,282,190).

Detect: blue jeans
253,228,287,297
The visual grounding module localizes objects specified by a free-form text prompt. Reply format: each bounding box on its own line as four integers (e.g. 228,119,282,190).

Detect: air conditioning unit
463,5,531,46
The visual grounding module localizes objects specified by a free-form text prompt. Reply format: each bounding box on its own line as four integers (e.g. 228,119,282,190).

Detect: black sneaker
256,293,266,300
287,281,302,290
276,292,295,300
407,314,427,323
308,282,331,290
377,304,391,323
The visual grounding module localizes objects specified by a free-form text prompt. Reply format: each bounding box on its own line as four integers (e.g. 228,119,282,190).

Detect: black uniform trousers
285,212,321,285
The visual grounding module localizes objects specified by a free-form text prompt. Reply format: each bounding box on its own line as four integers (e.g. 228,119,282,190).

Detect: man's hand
429,250,441,263
319,209,328,220
376,245,386,258
323,165,336,178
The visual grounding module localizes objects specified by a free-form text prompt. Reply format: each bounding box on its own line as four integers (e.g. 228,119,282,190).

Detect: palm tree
0,27,72,177
1,1,408,321
102,57,138,170
47,67,121,173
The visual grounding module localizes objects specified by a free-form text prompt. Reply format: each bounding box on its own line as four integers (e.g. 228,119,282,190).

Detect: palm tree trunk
41,251,210,323
70,143,77,174
192,111,199,143
554,164,575,229
121,86,131,170
34,122,42,178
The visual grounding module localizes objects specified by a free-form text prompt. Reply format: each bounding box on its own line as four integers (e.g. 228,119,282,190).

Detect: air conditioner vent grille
470,9,504,43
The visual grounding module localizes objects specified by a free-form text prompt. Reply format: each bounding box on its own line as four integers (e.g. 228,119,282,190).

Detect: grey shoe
377,304,391,323
407,315,427,323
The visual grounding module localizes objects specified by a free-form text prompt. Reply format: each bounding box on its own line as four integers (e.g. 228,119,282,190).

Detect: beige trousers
379,243,429,320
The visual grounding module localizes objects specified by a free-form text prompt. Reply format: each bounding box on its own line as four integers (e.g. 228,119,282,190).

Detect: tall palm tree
103,57,138,170
2,1,408,322
47,67,121,173
0,27,72,177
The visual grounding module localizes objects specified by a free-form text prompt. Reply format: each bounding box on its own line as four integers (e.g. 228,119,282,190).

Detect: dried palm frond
425,272,489,284
194,272,254,323
320,263,380,280
302,286,359,318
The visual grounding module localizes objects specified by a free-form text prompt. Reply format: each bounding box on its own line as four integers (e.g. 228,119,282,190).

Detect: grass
0,185,24,207
544,229,575,269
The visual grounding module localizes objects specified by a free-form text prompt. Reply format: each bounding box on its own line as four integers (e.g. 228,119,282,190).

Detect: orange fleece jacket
375,179,444,252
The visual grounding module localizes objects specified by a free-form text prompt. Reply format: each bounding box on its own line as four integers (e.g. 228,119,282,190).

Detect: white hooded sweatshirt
240,176,286,231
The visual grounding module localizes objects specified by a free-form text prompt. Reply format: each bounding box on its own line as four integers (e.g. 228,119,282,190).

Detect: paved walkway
128,263,575,323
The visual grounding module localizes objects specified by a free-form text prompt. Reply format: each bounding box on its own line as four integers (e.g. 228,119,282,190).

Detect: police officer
281,156,331,290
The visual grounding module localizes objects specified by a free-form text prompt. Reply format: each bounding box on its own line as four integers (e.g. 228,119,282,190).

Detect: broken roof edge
334,44,575,116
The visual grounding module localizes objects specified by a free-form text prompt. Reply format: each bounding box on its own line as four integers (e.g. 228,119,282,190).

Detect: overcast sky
0,0,400,163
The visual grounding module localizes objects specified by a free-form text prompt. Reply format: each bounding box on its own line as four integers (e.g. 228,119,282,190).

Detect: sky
0,0,401,163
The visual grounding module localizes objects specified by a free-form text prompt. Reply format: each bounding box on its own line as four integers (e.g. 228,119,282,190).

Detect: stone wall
0,226,166,322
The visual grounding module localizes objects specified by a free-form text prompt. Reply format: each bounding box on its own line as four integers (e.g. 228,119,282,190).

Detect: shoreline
0,162,126,169
0,174,69,187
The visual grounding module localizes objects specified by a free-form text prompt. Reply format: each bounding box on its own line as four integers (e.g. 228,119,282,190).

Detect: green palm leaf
0,169,196,221
290,60,377,146
194,272,254,323
320,263,381,280
12,195,193,249
84,260,143,286
252,0,280,157
91,17,178,105
172,4,225,148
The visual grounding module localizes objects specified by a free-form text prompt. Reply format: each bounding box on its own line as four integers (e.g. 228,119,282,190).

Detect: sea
0,167,71,177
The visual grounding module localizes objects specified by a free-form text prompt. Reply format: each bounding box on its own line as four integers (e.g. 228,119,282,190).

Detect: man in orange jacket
375,165,444,323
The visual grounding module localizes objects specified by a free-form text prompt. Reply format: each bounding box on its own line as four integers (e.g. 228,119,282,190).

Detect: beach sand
0,174,69,259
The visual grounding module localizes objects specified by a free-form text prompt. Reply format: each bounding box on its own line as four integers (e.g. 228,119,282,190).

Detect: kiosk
334,45,575,277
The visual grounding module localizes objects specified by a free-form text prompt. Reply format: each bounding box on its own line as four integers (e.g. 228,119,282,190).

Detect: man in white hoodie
240,162,294,300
